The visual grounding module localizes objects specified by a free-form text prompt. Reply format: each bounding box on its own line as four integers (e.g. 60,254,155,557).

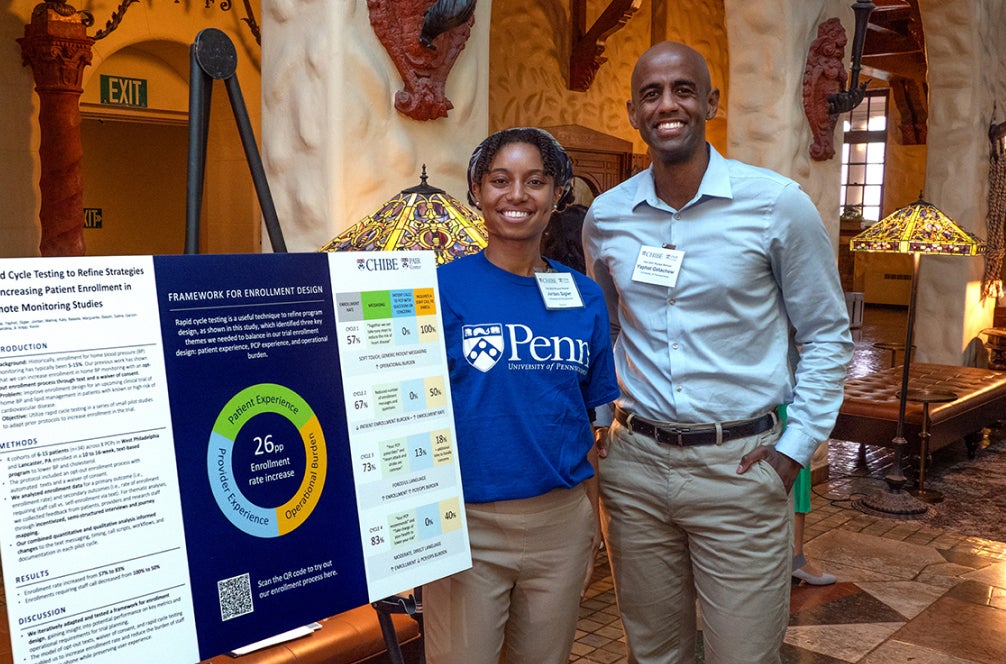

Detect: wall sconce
828,1,876,115
802,1,876,161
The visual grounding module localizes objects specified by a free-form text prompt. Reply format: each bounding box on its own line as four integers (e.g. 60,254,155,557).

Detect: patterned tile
783,622,904,662
790,584,908,626
893,594,1006,663
855,580,946,620
859,639,985,663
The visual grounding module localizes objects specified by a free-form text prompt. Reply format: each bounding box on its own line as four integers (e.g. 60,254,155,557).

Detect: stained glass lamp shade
850,198,984,255
320,168,487,265
849,198,985,517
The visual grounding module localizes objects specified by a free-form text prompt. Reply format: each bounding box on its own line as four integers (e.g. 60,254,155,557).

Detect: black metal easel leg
223,74,286,253
184,27,287,254
372,588,424,664
185,47,212,255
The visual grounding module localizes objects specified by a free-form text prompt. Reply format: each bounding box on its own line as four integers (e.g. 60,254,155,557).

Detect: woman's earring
474,200,481,209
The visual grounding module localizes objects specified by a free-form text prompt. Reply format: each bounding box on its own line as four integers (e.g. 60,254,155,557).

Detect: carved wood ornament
569,0,641,92
367,0,476,121
802,17,848,161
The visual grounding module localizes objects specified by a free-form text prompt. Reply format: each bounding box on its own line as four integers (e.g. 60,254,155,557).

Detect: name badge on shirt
534,272,584,309
631,245,684,288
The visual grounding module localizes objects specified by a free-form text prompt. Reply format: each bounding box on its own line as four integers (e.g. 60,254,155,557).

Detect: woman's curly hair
466,127,574,210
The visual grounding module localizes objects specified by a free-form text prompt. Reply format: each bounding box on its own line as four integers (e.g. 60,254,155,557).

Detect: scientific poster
0,251,469,663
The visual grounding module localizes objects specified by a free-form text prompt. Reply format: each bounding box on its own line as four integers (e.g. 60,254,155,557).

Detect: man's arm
770,183,854,467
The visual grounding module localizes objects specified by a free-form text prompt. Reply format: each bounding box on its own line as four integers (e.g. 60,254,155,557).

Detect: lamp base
854,488,929,518
909,488,945,504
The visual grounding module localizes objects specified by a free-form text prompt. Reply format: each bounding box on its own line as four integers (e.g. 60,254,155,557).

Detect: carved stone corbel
802,17,847,161
569,0,641,92
367,0,475,121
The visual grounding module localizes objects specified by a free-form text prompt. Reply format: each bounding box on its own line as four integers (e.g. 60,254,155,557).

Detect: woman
424,128,619,664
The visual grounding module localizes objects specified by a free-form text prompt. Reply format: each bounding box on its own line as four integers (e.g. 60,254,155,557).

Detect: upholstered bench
831,362,1006,457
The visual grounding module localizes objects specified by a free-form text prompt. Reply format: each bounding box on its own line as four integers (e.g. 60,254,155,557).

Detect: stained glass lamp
320,166,487,265
849,198,985,516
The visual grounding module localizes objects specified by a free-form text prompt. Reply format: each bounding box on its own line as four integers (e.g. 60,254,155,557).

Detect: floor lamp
848,198,985,516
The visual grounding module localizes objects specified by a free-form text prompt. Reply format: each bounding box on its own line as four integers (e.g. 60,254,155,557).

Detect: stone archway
79,39,192,255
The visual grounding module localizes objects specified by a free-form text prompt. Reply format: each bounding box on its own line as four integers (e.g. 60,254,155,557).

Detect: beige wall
0,1,261,258
913,0,1003,363
81,119,188,255
487,0,729,159
488,0,846,250
488,0,650,152
260,0,492,253
725,0,849,251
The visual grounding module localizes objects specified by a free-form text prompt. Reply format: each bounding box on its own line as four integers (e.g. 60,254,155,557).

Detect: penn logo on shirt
462,323,590,373
463,324,505,372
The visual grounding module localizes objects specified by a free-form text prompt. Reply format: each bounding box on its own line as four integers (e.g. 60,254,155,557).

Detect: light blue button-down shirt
583,146,853,466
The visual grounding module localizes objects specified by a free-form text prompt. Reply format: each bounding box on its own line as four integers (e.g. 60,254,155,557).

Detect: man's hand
736,446,801,493
593,426,610,459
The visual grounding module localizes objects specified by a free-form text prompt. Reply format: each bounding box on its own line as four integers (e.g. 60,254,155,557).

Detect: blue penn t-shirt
437,252,619,503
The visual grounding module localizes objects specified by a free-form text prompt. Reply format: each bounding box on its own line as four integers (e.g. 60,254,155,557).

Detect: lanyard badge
534,271,584,309
631,245,684,288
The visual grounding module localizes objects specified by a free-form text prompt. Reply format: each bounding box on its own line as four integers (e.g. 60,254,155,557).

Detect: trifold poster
0,251,470,664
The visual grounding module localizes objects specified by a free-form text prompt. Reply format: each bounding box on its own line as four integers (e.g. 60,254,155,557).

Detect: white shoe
792,553,836,585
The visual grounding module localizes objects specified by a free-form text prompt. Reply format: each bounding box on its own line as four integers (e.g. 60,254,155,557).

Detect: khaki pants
424,485,594,664
600,418,792,664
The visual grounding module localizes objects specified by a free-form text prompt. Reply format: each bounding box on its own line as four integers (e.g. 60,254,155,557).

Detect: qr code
217,572,254,621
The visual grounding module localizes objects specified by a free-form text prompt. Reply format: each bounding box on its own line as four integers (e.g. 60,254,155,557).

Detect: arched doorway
80,41,190,255
79,39,260,255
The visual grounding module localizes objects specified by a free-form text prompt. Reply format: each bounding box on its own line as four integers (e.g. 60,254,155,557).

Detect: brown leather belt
614,406,775,447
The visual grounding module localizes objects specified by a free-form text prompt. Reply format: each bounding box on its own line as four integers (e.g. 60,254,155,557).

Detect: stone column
913,0,1001,363
18,2,94,257
724,0,848,249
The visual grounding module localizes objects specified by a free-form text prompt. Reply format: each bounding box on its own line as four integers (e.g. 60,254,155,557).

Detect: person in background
792,465,836,585
541,203,588,274
424,127,619,664
790,419,837,586
777,403,838,585
583,42,853,663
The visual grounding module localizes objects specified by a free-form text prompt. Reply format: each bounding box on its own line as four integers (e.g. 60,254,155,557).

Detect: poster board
0,251,469,663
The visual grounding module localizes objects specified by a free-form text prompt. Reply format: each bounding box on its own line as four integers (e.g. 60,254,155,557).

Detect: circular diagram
208,383,327,537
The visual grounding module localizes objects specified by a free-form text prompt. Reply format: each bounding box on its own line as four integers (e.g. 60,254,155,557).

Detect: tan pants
423,485,594,664
600,418,792,664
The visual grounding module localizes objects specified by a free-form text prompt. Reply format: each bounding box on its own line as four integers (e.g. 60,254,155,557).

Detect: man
583,41,853,663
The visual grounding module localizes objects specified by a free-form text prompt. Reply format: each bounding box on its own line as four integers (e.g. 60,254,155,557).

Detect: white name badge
534,271,584,309
631,245,684,288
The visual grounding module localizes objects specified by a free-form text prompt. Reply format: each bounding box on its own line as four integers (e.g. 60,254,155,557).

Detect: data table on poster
332,275,467,599
336,287,440,351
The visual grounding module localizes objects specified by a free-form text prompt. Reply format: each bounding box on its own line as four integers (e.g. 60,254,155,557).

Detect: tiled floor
571,306,1006,663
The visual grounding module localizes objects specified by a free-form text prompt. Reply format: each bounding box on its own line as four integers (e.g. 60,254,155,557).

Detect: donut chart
208,383,327,538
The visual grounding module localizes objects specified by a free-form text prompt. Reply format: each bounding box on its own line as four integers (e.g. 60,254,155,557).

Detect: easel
182,29,426,663
185,28,286,254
